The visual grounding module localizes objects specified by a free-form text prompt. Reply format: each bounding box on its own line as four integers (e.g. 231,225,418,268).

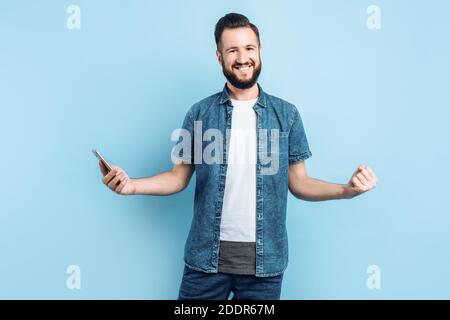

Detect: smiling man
98,13,378,300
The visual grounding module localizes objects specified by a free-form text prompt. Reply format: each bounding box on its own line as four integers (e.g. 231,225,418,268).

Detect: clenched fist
345,164,378,198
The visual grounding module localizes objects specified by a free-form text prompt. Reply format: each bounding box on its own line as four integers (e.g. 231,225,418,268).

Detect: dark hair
214,13,260,50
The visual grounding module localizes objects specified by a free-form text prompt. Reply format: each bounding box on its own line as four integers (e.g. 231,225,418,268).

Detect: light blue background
1,0,449,299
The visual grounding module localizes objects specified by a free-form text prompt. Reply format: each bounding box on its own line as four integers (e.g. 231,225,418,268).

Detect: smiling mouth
234,64,253,72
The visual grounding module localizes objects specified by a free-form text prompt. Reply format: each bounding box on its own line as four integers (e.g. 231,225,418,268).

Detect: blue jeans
178,266,284,300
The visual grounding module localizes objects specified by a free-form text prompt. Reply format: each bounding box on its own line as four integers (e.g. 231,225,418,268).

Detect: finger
115,180,124,193
116,178,127,193
116,169,129,180
352,176,367,191
360,169,373,182
103,171,116,185
353,164,365,176
115,172,126,186
356,172,369,186
102,169,118,185
117,173,126,187
117,176,130,193
107,175,120,189
116,172,124,181
115,181,124,193
361,167,373,178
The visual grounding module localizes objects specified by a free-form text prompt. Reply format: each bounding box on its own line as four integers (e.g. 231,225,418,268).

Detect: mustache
232,61,254,68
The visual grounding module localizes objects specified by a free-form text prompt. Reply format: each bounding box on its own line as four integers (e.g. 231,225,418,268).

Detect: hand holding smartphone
93,149,135,195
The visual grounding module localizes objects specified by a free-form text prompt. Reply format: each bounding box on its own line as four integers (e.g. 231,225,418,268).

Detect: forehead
220,27,259,49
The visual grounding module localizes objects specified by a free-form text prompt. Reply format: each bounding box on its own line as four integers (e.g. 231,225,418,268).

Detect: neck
226,82,259,100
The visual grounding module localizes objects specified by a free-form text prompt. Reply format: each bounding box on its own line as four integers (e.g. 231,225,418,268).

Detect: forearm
290,176,351,201
131,171,187,196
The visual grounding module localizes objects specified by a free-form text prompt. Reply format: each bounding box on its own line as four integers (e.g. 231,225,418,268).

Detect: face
216,27,262,90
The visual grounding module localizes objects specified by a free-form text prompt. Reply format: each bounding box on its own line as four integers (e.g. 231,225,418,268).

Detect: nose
236,49,250,65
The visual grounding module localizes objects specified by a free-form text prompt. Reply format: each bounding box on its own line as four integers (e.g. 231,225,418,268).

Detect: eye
247,47,254,51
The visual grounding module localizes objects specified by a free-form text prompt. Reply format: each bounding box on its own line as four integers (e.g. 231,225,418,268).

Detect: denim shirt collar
219,83,268,108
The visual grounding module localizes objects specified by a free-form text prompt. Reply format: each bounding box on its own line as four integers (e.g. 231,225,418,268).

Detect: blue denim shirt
177,83,312,277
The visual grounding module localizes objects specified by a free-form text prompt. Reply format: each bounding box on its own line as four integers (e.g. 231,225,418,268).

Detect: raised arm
288,161,378,201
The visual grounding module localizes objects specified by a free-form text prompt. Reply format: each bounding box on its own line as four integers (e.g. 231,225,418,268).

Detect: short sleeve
289,106,312,164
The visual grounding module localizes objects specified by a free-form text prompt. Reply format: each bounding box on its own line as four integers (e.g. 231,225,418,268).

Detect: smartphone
92,149,112,173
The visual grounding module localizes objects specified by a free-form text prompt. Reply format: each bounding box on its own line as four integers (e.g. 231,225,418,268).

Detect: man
98,13,378,300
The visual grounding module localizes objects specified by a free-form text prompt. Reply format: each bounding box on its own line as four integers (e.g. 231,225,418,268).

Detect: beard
222,59,262,90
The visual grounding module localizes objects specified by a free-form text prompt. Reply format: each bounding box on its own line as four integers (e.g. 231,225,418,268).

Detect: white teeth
236,65,251,70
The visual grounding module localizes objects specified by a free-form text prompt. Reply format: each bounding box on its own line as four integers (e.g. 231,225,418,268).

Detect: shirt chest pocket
259,130,289,174
279,131,289,154
261,130,289,154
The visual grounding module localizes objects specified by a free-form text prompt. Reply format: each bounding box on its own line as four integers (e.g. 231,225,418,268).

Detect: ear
216,50,223,65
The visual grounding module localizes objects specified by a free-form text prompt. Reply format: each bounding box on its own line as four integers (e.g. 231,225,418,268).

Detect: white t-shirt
219,98,258,242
